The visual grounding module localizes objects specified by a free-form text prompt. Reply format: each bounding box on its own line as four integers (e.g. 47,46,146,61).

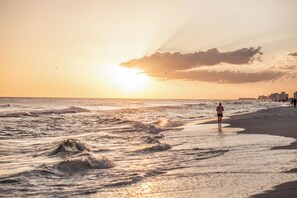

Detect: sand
225,106,297,149
217,106,297,197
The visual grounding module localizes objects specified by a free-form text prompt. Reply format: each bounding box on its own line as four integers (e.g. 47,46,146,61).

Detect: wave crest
0,106,90,118
49,139,90,156
0,104,11,108
55,156,113,173
138,143,172,153
142,136,161,144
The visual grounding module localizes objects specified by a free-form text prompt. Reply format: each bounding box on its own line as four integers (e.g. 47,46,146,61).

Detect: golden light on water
158,118,170,127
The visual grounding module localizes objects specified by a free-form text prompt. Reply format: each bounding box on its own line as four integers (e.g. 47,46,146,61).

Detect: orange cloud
164,70,286,83
120,47,293,83
121,47,262,75
289,52,297,57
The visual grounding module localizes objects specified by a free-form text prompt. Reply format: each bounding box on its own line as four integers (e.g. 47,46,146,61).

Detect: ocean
0,98,296,197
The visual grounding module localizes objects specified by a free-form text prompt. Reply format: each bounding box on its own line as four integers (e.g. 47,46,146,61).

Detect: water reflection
218,124,222,133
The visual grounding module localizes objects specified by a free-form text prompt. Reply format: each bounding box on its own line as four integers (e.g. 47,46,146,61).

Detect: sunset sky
1,0,297,99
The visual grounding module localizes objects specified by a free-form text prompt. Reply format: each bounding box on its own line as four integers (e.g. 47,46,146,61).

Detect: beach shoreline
205,106,297,197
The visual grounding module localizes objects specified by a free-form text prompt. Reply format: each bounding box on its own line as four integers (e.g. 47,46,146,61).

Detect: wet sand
225,106,297,150
212,106,297,197
250,181,297,198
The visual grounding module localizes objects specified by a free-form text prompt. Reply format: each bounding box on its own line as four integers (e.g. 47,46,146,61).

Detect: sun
108,64,151,92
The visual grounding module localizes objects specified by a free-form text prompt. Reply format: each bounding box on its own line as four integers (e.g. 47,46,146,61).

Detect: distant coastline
238,98,256,100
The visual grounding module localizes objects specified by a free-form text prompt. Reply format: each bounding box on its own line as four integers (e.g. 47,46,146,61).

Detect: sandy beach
225,106,297,149
219,106,297,197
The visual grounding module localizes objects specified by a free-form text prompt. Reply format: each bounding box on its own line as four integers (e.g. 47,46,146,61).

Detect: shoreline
205,106,297,197
228,106,297,150
204,106,297,149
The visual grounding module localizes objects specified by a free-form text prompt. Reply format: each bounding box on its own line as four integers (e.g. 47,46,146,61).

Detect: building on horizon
280,91,288,101
258,91,289,102
258,95,269,101
269,91,288,102
269,93,280,101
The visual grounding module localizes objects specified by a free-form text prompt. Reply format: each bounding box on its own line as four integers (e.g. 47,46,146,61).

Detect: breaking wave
138,143,172,153
31,106,90,115
55,156,113,173
0,104,11,108
142,136,161,144
0,111,31,117
128,121,164,134
49,139,90,156
0,106,90,118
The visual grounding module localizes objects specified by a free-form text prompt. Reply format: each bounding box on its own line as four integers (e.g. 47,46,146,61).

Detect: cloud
151,69,286,84
274,65,297,70
289,52,297,57
121,47,262,74
120,47,294,83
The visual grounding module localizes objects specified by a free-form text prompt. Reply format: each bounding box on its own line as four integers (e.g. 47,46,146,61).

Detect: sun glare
108,64,151,92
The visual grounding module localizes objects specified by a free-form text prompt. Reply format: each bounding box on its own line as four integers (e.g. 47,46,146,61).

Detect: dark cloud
120,47,291,83
289,52,297,57
151,70,286,84
121,47,262,74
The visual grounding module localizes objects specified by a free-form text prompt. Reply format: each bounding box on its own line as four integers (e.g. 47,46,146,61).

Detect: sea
0,98,296,197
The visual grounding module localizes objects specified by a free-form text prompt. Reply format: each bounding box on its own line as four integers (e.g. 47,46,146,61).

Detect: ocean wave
155,118,184,128
129,121,164,134
0,111,32,117
166,120,184,128
49,139,90,156
104,169,165,188
192,148,229,160
0,178,21,184
55,156,113,173
144,169,166,177
148,125,163,133
0,106,90,118
31,106,91,115
185,103,207,107
138,143,172,153
142,136,161,144
96,117,125,125
153,134,164,139
104,176,143,188
0,104,11,108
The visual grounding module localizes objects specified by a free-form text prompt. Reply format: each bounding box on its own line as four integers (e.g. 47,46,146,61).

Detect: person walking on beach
294,98,297,108
216,102,224,125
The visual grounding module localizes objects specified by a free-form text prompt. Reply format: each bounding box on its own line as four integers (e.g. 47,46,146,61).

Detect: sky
0,0,297,99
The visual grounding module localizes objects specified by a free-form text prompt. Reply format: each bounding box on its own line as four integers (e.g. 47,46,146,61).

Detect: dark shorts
217,114,223,117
